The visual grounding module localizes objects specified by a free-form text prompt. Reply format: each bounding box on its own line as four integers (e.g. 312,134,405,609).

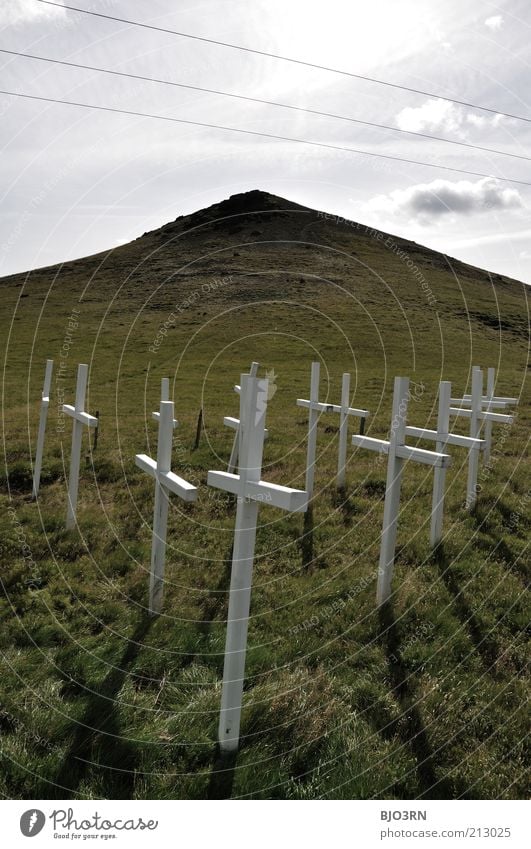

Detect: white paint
450,366,518,467
352,376,451,605
152,378,178,427
406,381,484,546
228,362,259,474
32,358,53,499
208,375,307,753
297,362,370,496
62,363,98,529
136,400,197,615
449,367,513,510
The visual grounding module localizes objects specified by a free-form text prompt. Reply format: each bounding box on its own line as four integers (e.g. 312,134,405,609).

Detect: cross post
449,367,514,509
32,358,53,499
352,376,451,605
297,362,370,497
227,361,259,473
63,363,98,529
136,400,197,615
405,381,484,545
208,375,307,752
152,378,178,427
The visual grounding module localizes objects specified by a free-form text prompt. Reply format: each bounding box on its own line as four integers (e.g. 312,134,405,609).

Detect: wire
2,47,529,163
36,0,531,125
2,88,530,186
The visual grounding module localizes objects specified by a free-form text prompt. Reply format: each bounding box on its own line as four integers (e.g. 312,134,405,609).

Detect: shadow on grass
378,602,452,800
206,744,238,799
197,544,233,639
43,615,153,799
300,505,314,570
434,543,499,673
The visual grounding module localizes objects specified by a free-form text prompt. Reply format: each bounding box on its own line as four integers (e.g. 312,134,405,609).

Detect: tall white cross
352,376,451,606
208,375,308,753
405,381,484,546
32,358,53,499
450,366,517,466
151,377,178,428
63,363,98,529
449,367,514,509
297,362,370,495
226,361,259,473
136,400,197,615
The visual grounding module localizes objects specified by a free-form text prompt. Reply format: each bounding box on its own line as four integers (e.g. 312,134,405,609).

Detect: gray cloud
366,177,524,222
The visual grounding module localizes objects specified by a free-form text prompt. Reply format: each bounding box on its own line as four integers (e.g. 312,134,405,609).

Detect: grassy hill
0,189,529,799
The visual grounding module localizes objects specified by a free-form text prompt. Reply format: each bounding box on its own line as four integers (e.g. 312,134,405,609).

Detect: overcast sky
1,0,530,281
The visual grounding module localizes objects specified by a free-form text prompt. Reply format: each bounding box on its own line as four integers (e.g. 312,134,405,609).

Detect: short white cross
226,361,260,473
450,366,517,466
136,399,197,616
352,376,451,606
297,362,370,495
208,374,308,753
62,363,98,529
449,367,514,509
32,358,53,499
152,377,178,428
405,381,484,545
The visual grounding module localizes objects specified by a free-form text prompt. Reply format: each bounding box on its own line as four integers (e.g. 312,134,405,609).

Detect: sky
0,0,530,281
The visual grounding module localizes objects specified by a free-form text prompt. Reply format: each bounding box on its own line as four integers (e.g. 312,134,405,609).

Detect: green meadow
0,192,529,799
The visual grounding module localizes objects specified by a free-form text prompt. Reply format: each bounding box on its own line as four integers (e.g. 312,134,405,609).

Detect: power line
2,88,530,186
36,0,531,125
2,47,529,163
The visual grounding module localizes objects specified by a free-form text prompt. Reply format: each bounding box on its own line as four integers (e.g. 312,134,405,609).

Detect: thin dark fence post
93,411,100,450
194,408,203,450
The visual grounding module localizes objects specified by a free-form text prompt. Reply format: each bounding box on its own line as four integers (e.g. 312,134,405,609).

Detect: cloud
485,15,504,31
366,177,523,223
0,0,66,26
395,98,510,135
396,99,461,134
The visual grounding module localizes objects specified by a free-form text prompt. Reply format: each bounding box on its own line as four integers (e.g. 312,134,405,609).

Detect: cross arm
396,444,452,468
450,397,516,409
207,471,308,512
452,394,518,406
297,398,370,418
351,435,389,454
223,416,269,437
136,453,197,501
62,405,98,427
152,411,178,427
449,407,514,424
405,426,485,451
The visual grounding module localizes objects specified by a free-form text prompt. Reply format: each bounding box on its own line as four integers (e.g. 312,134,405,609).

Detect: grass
0,191,529,799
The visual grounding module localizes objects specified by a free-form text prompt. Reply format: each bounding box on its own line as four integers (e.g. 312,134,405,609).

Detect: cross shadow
197,544,233,639
434,544,499,673
43,615,153,799
300,505,314,570
206,744,238,799
332,486,358,526
378,602,452,799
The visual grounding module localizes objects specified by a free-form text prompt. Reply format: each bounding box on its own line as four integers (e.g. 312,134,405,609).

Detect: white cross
297,362,370,494
32,358,53,499
226,361,260,473
449,367,514,509
450,366,517,465
62,363,98,529
405,381,484,546
208,374,308,753
352,376,451,606
151,378,178,428
136,399,197,615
